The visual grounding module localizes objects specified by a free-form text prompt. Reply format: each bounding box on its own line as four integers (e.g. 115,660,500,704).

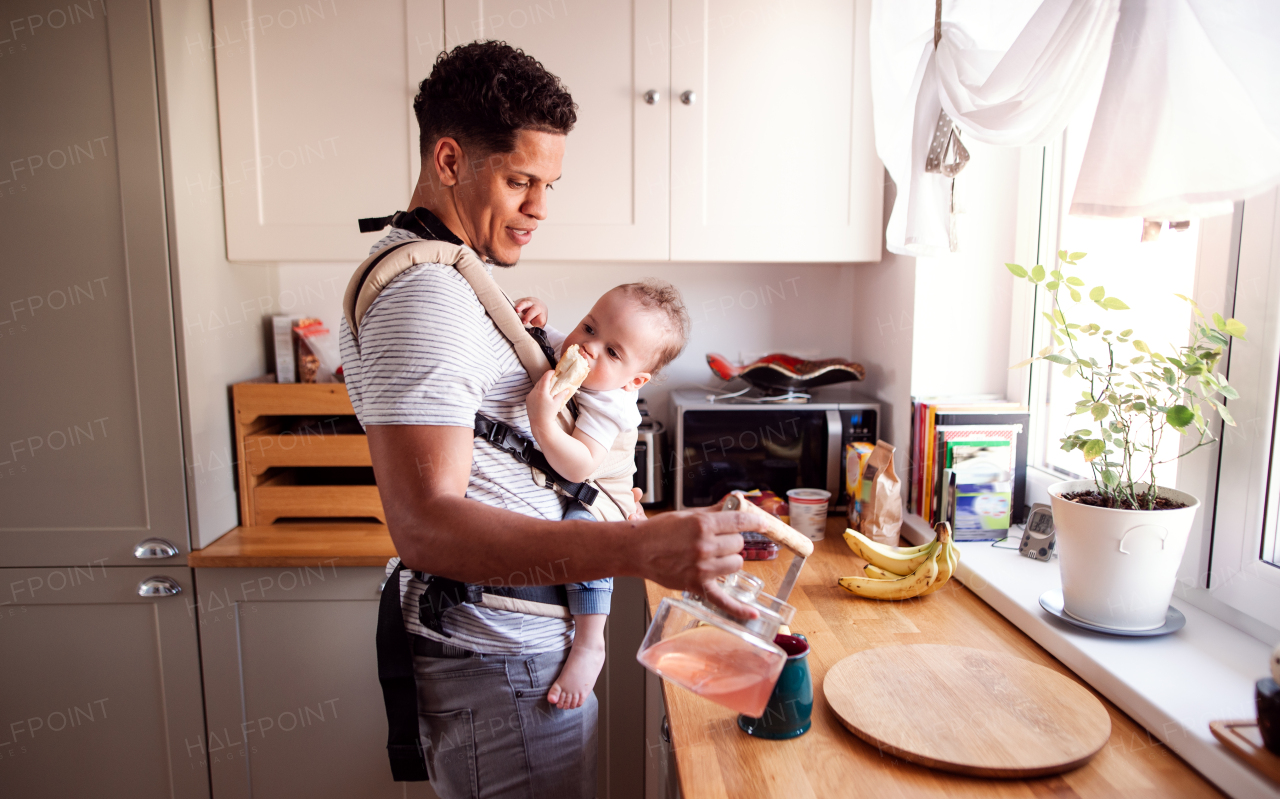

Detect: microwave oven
671,386,880,511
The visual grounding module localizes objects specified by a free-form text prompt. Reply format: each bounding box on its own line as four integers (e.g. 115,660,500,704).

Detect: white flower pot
1048,480,1199,631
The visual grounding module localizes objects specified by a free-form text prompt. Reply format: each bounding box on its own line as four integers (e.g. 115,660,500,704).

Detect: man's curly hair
414,41,577,158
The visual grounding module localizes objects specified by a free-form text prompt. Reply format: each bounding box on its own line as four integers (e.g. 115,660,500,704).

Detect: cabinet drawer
234,382,355,422
254,486,385,525
245,434,372,475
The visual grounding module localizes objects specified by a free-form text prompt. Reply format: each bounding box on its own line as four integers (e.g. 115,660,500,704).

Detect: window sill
903,515,1277,799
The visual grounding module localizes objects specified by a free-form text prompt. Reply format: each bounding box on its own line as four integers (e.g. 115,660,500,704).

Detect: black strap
416,575,571,635
360,208,466,243
376,562,430,782
416,576,482,637
359,213,396,233
473,413,599,506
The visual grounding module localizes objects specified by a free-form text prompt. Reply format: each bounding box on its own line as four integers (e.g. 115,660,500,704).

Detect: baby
515,279,689,710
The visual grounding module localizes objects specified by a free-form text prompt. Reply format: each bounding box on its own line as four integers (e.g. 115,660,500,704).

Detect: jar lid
787,488,831,503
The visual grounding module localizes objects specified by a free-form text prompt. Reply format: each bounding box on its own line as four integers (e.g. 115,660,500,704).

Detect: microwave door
678,409,831,508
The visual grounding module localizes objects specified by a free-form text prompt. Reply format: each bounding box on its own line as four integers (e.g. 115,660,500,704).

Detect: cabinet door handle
137,576,183,597
643,89,660,105
680,90,696,106
134,537,179,559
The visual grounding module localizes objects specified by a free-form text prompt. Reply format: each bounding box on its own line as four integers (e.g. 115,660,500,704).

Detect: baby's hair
614,279,689,373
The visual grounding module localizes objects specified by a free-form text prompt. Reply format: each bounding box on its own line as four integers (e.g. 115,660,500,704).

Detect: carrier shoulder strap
343,239,552,388
342,238,625,521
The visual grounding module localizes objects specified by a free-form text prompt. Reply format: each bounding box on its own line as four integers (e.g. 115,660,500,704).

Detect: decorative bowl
707,353,865,392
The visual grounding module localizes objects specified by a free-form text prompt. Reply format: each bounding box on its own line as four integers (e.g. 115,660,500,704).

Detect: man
339,42,764,798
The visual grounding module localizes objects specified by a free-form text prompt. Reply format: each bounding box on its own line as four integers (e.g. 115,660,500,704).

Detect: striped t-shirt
339,226,573,655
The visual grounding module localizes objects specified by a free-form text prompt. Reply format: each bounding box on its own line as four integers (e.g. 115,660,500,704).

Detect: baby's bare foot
546,643,605,710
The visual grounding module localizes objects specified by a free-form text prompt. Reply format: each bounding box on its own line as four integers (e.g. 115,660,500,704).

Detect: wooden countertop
644,516,1226,799
187,505,680,567
187,522,395,567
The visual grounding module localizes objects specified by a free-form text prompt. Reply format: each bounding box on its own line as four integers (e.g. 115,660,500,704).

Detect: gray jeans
413,640,598,799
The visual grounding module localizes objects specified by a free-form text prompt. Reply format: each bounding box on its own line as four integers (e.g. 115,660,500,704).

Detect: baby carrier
345,219,636,780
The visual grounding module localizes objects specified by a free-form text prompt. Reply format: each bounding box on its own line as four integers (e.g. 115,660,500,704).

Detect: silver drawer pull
134,538,179,559
137,576,183,597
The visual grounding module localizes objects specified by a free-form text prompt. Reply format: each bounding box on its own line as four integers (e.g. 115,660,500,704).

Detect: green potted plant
1007,250,1246,630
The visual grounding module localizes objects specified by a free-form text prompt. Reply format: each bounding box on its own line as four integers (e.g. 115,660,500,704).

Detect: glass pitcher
636,571,796,717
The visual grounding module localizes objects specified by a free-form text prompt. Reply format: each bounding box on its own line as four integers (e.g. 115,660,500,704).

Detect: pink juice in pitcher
638,625,785,717
637,571,797,719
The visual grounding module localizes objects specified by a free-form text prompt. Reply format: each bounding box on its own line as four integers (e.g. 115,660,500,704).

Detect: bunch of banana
837,523,959,600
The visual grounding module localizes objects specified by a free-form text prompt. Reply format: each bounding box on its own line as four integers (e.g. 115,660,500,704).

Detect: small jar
637,571,796,717
742,532,779,560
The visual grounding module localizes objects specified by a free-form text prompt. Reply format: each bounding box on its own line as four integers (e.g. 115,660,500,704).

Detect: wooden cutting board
824,644,1111,778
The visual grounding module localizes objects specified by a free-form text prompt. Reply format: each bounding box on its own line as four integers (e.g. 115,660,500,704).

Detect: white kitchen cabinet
669,0,882,262
214,0,880,262
444,0,672,261
211,0,443,261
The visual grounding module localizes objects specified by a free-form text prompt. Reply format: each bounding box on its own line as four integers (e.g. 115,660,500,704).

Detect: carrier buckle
516,440,535,464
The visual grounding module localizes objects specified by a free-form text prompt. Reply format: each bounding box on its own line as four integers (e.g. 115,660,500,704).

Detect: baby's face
563,289,662,392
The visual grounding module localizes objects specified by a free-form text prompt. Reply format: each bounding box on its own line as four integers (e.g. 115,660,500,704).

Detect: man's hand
526,370,574,431
514,297,548,328
634,506,771,619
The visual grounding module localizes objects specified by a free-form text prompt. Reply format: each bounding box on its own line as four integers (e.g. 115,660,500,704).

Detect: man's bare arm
366,424,768,610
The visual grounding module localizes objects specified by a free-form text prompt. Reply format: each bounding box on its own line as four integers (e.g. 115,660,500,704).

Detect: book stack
910,397,1030,541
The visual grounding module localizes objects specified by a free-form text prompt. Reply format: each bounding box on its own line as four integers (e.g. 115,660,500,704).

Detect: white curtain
1071,0,1280,219
872,0,1121,257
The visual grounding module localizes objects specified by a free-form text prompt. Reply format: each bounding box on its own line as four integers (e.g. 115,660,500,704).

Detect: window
1018,128,1280,635
1207,191,1280,630
1032,218,1201,480
1026,120,1206,485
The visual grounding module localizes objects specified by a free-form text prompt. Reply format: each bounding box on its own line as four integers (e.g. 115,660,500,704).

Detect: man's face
451,129,564,267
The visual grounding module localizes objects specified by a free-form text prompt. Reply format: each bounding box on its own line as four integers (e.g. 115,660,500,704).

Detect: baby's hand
514,297,548,328
526,370,575,429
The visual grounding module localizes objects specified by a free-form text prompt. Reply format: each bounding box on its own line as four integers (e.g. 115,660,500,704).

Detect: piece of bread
550,344,590,406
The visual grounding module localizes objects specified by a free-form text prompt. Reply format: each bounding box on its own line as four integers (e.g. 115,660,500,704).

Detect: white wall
151,6,873,549
276,260,860,431
847,144,1028,480
850,181,917,477
155,0,279,548
154,0,1025,547
202,164,1026,548
910,141,1022,399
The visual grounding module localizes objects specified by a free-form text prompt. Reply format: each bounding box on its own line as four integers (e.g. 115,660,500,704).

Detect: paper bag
854,440,902,546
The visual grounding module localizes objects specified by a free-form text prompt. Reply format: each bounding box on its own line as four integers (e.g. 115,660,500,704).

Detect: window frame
1013,138,1280,639
1010,136,1087,507
1207,189,1280,631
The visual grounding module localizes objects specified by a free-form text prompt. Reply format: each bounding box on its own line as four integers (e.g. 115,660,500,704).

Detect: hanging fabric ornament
870,0,1121,257
924,110,970,178
921,2,970,251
